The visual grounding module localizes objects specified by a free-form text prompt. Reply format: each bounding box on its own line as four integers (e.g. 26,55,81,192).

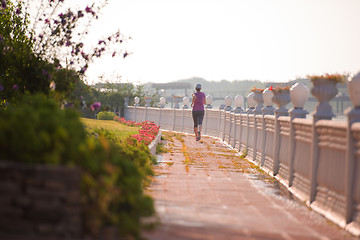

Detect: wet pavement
143,131,357,240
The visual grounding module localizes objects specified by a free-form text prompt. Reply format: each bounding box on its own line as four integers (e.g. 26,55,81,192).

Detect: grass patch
81,118,139,142
156,143,168,154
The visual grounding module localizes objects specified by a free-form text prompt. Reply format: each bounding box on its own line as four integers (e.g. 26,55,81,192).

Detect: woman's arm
191,93,196,107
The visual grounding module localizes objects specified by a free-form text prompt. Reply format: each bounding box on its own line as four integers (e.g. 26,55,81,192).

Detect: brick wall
0,161,82,240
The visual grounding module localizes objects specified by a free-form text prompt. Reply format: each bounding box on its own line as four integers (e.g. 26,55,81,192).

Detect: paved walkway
143,132,357,240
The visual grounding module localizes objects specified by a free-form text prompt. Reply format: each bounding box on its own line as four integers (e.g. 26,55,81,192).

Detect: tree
0,0,129,103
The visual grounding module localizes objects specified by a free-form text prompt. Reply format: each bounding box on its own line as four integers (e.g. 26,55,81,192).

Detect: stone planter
272,90,291,116
253,91,264,115
311,78,338,119
144,97,152,107
183,97,190,109
348,72,360,108
173,96,182,109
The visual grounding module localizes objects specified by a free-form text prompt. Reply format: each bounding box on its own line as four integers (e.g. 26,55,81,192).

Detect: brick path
143,132,357,240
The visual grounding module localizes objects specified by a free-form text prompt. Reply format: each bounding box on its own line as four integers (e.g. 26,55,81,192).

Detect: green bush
0,94,155,239
97,111,117,120
0,94,87,164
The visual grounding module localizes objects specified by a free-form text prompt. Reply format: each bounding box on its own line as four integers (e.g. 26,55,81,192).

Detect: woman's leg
192,111,199,138
197,111,205,135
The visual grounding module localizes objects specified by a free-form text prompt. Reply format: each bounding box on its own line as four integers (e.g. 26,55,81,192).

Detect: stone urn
247,92,256,113
234,95,244,113
224,96,233,111
159,97,166,108
134,96,140,106
290,83,309,108
206,95,213,108
173,96,182,109
310,78,338,119
348,72,360,108
272,89,291,116
183,97,190,109
289,82,309,118
144,97,152,107
253,91,264,115
262,88,274,115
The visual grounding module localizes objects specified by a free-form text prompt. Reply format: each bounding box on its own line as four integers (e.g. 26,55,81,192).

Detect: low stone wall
0,161,82,240
148,131,162,156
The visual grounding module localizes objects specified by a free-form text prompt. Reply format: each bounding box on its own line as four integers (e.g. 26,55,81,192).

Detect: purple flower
98,40,105,45
123,52,129,58
77,10,84,18
65,102,73,108
15,7,20,15
112,52,116,57
79,66,87,74
91,102,101,111
85,6,92,13
12,84,18,90
45,18,49,24
66,41,71,46
1,0,7,9
0,85,4,91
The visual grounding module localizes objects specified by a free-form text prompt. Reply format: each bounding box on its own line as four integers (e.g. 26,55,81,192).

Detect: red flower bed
114,117,160,145
114,116,142,127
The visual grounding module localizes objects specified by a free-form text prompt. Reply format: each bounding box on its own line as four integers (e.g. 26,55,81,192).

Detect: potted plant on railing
144,97,152,107
251,87,264,114
172,96,183,109
271,85,291,116
307,73,345,120
346,72,360,108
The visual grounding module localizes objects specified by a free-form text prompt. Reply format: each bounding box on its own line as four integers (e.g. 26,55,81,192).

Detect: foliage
114,116,142,127
81,117,139,143
156,142,168,154
0,94,155,239
0,1,54,101
0,0,128,104
307,74,346,83
0,93,86,164
251,87,264,93
114,117,160,146
269,85,291,93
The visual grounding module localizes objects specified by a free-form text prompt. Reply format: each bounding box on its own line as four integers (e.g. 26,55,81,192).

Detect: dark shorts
192,110,204,127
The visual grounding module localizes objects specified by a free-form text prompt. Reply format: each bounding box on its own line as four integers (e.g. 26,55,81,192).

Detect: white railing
124,81,360,237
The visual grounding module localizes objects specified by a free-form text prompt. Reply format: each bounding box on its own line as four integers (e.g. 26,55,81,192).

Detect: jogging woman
191,83,206,141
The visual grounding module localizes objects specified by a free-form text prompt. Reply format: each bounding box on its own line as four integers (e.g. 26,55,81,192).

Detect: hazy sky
84,0,360,85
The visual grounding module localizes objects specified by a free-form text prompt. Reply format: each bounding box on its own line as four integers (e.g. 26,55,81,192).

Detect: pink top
192,92,206,111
